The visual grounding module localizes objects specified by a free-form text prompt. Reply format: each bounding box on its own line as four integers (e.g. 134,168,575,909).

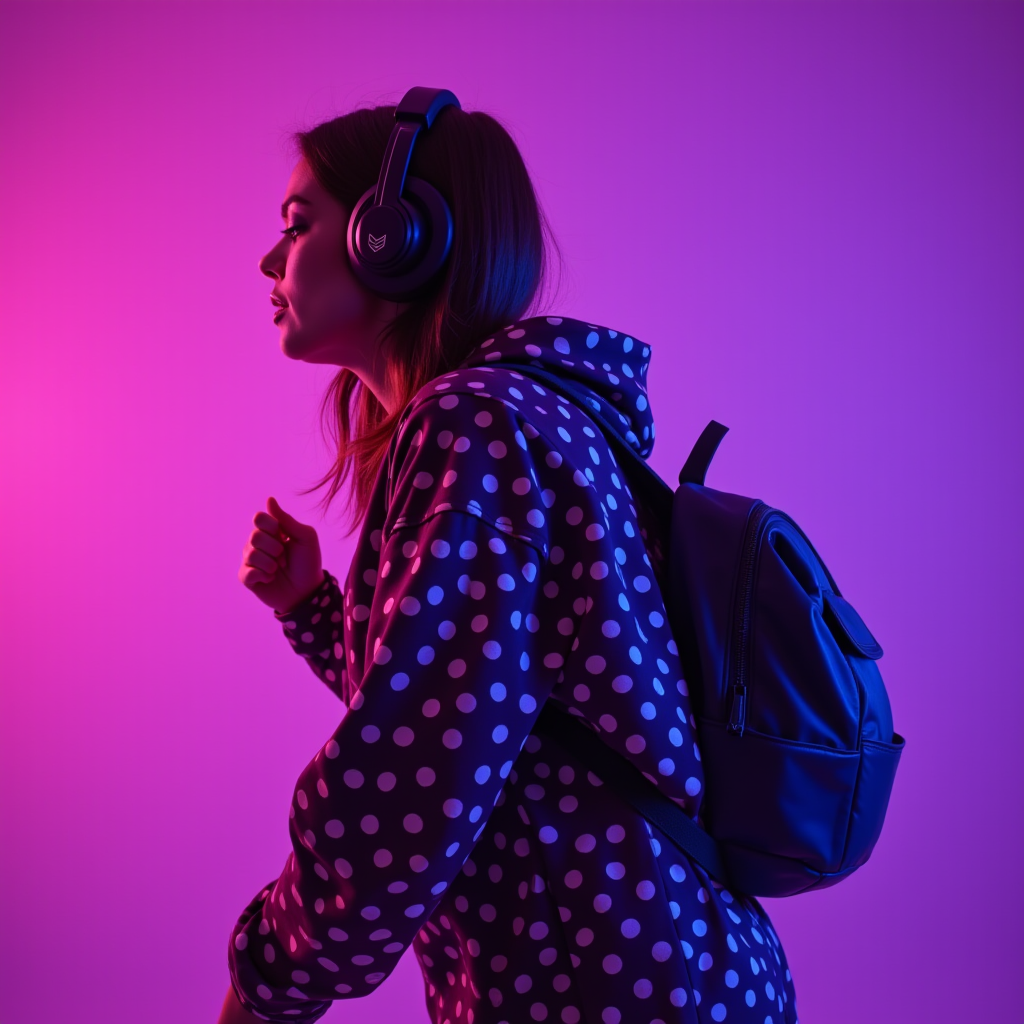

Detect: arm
273,570,348,702
228,511,569,1021
227,391,585,1023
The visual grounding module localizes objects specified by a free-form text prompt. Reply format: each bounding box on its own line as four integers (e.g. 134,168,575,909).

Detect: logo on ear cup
367,233,386,253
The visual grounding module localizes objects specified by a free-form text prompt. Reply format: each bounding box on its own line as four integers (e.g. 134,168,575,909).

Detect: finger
240,565,274,587
246,549,278,574
251,530,285,557
268,496,307,535
253,510,281,534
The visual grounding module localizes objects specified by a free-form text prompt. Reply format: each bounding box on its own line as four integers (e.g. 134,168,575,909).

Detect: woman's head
262,101,561,534
259,156,405,398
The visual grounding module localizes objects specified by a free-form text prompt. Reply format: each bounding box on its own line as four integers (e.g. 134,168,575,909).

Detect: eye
281,224,306,240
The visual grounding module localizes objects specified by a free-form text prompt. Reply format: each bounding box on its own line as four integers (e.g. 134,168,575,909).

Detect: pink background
1,2,1021,1022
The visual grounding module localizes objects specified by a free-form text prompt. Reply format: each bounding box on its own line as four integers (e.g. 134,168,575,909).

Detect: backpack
509,363,905,898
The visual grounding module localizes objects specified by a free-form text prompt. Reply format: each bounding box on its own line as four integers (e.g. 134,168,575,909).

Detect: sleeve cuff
273,570,336,626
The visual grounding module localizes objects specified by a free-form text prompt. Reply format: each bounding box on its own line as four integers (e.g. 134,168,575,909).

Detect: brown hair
292,103,563,536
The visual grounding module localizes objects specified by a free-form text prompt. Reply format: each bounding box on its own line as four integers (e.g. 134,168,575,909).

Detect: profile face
258,158,389,368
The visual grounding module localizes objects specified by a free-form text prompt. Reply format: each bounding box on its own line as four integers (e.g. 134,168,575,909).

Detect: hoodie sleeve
272,571,347,702
227,391,583,1023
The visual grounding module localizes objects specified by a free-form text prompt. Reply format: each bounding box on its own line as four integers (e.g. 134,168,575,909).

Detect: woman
220,99,798,1024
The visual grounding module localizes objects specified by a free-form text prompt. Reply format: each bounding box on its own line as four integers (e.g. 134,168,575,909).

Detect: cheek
292,243,366,322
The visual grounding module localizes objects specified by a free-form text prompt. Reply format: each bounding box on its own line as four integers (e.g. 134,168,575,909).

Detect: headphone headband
347,87,461,301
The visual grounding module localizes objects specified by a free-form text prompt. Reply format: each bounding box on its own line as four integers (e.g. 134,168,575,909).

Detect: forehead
285,157,315,195
280,158,321,219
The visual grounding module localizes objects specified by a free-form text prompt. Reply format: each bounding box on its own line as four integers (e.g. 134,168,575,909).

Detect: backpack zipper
727,501,771,735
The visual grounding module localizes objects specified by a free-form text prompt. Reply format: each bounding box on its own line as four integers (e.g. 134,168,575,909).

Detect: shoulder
383,368,586,556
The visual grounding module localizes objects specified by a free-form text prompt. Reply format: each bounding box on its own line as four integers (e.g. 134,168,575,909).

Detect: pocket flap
823,592,884,660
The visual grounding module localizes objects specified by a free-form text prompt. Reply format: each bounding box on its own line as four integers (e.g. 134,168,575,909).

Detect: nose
258,238,286,280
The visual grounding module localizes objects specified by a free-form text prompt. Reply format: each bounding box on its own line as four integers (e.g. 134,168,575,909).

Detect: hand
239,496,323,615
216,982,264,1024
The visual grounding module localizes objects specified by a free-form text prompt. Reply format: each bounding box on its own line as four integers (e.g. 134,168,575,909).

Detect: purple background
1,2,1021,1022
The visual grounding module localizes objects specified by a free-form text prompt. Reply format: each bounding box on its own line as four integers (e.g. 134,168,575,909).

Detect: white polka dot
633,978,652,999
602,954,622,974
488,440,507,458
392,726,414,747
575,833,596,853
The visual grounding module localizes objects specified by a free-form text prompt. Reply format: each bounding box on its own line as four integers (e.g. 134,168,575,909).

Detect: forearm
274,569,348,701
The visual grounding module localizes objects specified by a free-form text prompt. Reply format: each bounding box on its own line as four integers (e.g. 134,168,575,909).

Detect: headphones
346,86,461,302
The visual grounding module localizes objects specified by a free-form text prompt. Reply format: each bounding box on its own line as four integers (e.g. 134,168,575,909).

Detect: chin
280,328,349,367
279,330,313,362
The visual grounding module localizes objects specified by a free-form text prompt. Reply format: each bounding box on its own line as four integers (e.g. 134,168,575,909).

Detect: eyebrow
280,194,313,219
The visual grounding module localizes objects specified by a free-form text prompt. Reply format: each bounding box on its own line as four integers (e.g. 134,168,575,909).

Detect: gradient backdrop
1,2,1021,1022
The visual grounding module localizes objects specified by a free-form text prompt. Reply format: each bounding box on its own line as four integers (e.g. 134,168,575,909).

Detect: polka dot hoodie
228,316,798,1024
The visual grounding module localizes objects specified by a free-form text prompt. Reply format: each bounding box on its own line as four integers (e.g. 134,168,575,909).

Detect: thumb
267,496,309,537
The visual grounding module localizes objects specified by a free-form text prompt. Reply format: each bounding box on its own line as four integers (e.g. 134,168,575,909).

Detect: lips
273,307,287,323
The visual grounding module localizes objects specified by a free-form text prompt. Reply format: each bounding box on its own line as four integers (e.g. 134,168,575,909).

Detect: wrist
273,570,329,617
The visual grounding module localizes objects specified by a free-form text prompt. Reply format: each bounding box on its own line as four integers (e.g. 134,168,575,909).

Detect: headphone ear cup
347,177,454,302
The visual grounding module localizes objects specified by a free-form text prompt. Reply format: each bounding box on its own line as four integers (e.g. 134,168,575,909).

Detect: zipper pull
728,684,747,735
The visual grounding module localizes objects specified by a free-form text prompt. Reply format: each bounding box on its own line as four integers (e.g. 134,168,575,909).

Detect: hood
457,315,657,459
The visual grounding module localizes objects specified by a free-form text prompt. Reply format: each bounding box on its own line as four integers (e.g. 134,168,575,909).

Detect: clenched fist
239,496,324,615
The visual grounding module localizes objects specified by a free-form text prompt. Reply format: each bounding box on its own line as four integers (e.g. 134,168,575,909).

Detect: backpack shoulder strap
534,701,732,888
